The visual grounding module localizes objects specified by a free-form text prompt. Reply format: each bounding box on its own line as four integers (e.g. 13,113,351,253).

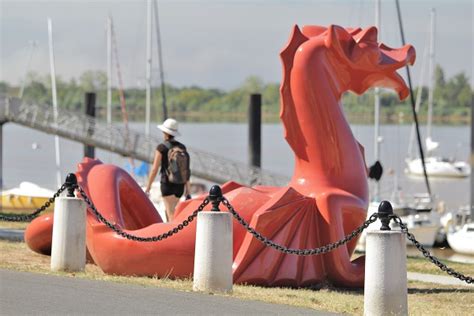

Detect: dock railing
0,97,290,186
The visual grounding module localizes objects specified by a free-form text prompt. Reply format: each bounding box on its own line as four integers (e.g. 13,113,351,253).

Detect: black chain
0,184,66,222
391,215,473,284
220,197,378,255
76,185,209,242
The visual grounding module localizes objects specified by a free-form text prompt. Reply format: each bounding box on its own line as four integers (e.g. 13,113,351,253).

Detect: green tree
79,70,107,92
0,81,9,96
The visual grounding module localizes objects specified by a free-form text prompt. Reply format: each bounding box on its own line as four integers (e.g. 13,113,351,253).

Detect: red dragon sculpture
25,25,415,288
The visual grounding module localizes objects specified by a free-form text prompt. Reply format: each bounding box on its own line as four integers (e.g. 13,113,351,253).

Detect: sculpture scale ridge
25,25,415,287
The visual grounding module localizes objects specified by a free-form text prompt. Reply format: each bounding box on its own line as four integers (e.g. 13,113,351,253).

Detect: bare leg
163,195,180,222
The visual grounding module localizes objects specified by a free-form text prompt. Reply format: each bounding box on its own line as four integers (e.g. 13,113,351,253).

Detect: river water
3,122,469,209
2,121,472,263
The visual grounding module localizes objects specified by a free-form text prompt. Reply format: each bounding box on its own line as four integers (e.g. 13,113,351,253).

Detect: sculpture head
279,24,416,169
282,25,416,99
325,25,415,99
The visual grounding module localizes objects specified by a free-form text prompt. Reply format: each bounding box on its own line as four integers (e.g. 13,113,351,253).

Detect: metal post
153,0,168,120
145,0,152,137
48,18,62,188
106,16,112,126
51,174,87,272
471,98,473,218
249,94,262,168
426,8,436,142
0,123,3,192
84,92,96,158
193,185,233,293
373,0,382,200
364,201,408,316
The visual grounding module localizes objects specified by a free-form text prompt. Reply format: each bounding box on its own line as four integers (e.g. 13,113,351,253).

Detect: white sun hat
157,118,181,137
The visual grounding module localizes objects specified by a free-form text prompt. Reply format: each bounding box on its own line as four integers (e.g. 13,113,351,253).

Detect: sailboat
1,20,61,213
443,209,474,255
405,8,470,178
1,182,55,212
443,71,474,255
358,2,441,251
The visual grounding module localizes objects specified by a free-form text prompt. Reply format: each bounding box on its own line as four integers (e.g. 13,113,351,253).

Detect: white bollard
51,197,87,272
193,211,233,293
364,230,408,316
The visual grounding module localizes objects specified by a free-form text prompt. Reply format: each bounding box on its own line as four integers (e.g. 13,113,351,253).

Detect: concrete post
193,211,233,293
51,197,87,272
364,230,408,315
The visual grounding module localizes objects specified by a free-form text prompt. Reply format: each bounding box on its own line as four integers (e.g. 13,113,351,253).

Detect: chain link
6,180,471,285
0,184,66,222
76,185,209,242
391,215,473,284
220,197,378,255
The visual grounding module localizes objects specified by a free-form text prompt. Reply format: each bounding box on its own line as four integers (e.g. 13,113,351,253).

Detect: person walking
145,118,191,222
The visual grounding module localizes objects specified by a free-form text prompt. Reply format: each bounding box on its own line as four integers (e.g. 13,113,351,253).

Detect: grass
1,240,472,315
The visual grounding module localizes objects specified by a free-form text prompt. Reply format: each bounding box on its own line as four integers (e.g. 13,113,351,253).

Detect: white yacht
406,157,470,178
405,9,470,179
442,209,474,255
447,223,474,255
357,197,440,251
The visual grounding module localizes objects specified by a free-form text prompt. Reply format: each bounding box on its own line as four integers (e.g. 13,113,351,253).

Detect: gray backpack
164,141,190,184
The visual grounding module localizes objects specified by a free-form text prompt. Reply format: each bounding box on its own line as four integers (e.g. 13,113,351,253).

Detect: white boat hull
446,223,474,255
404,224,439,247
357,202,439,251
406,157,470,178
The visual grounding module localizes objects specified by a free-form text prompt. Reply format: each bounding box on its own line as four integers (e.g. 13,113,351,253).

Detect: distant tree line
0,64,471,123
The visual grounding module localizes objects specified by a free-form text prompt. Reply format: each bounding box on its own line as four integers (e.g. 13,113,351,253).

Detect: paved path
0,228,23,241
0,269,334,315
407,272,473,288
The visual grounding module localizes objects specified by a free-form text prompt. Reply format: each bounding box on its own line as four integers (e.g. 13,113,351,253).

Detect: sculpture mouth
378,43,416,100
379,43,416,68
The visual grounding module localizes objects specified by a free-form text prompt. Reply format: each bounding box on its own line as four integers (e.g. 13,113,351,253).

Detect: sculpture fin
279,25,309,161
233,187,325,287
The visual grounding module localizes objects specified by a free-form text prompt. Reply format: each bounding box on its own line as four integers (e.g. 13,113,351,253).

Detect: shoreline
109,111,471,125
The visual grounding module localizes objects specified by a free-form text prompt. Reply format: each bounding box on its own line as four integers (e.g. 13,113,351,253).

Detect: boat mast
407,38,429,159
426,8,436,149
107,16,112,126
153,0,168,120
373,0,381,201
471,94,474,219
47,18,62,187
395,0,432,197
18,40,37,99
145,0,152,137
110,17,134,170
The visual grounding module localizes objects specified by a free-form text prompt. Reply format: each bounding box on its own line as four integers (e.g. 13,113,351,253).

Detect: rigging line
153,0,168,121
18,41,37,99
111,17,135,170
394,0,432,197
408,31,430,158
129,4,146,89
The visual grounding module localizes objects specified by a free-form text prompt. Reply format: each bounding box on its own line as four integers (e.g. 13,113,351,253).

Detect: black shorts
160,182,185,198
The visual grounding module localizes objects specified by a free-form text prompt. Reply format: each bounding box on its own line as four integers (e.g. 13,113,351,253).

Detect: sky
1,0,473,90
